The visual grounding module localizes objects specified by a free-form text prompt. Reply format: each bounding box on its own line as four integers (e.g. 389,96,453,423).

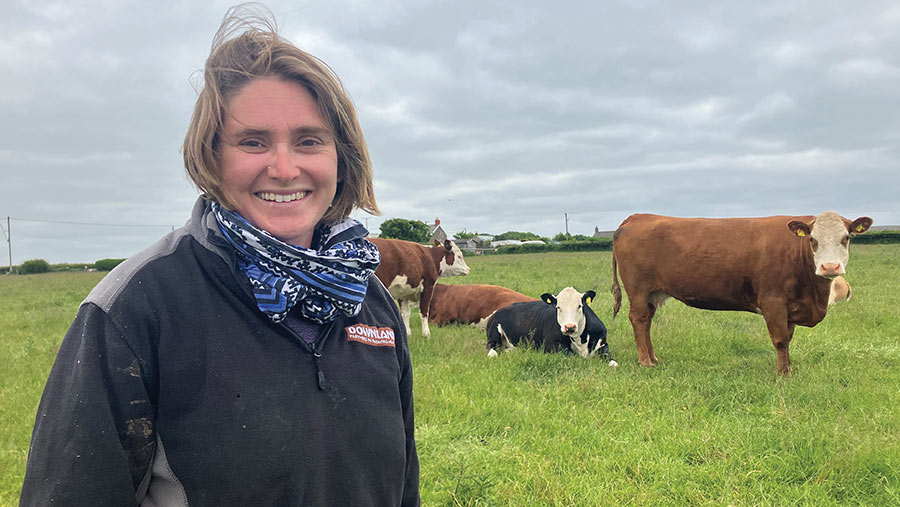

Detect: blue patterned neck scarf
212,202,380,324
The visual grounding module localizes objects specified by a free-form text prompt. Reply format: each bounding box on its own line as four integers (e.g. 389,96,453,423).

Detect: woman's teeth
258,192,308,203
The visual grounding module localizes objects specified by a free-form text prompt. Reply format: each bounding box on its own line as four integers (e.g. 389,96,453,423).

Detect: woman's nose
267,147,298,179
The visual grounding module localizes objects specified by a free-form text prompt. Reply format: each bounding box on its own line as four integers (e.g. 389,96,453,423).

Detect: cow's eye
810,238,819,252
841,236,850,247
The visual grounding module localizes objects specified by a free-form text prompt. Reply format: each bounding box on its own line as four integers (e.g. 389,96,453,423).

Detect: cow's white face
439,240,471,277
788,211,872,278
542,287,595,339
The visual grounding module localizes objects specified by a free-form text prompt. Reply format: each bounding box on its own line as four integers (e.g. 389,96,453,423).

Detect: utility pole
6,217,11,274
564,213,570,238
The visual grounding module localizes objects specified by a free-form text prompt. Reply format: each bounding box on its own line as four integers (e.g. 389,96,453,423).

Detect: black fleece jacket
20,198,420,506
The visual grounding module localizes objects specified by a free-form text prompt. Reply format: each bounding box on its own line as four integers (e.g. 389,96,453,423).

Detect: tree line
378,218,570,243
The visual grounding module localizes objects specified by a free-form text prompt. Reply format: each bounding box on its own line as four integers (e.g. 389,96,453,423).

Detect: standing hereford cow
486,287,617,365
611,211,872,375
429,283,537,329
368,238,470,337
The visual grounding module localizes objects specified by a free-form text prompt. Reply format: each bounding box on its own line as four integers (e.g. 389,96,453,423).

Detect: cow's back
829,276,852,304
486,300,560,351
430,283,537,327
614,214,814,312
369,238,435,290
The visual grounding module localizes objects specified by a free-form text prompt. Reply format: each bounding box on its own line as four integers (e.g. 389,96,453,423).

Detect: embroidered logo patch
346,324,396,348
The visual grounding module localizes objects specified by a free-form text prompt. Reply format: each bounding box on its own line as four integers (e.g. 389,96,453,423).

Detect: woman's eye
298,138,320,147
240,139,264,148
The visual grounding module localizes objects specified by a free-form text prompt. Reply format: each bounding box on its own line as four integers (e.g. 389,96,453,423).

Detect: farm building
428,218,447,244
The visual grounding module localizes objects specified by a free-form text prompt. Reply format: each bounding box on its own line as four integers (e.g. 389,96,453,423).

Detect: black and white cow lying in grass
485,287,617,366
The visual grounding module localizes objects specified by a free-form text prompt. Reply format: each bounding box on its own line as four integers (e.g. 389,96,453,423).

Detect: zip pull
313,353,326,390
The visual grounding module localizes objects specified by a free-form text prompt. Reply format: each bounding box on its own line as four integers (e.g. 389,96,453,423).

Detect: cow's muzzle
818,263,844,278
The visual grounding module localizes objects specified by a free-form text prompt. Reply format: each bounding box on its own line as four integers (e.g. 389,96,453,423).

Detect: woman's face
219,77,339,248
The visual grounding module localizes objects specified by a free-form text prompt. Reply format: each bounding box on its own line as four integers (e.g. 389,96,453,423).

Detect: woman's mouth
257,191,309,203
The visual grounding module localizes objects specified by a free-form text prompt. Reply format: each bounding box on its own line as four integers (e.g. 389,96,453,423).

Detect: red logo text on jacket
345,324,396,348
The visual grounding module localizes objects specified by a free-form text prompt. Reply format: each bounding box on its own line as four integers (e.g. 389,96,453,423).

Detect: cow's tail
611,248,622,319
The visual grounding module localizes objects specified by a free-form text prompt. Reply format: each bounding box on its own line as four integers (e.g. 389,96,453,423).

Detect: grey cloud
2,0,898,263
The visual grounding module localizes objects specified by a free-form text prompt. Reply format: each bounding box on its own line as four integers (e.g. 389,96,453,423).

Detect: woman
20,6,419,506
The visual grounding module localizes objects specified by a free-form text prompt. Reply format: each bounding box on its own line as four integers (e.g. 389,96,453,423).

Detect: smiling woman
19,3,419,506
219,77,339,247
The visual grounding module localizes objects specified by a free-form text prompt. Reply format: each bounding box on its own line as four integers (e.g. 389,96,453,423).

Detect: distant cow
828,276,852,305
429,283,537,329
486,287,617,365
611,211,873,375
369,238,470,337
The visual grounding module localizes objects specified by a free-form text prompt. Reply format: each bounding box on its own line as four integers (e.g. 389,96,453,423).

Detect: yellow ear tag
797,230,806,237
856,225,864,232
586,297,593,304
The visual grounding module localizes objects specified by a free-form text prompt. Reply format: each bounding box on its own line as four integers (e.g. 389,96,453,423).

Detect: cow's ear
582,290,596,304
849,216,873,235
788,220,812,238
541,293,556,305
434,239,441,247
443,239,453,251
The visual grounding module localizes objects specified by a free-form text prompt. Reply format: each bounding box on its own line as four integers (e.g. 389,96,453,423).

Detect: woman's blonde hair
182,3,379,223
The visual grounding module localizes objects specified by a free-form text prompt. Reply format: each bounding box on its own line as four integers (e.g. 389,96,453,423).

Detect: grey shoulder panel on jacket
84,228,193,313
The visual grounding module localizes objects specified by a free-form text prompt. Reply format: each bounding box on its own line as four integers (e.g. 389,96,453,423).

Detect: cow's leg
419,282,435,338
628,295,658,366
644,309,659,365
486,323,503,357
501,331,516,350
420,312,431,338
761,303,794,376
398,299,412,336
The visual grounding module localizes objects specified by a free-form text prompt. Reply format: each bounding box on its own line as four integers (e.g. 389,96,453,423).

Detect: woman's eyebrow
228,126,333,138
228,127,269,139
291,126,334,139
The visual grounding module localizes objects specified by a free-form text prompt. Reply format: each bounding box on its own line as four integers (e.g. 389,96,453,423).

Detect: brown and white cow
369,238,470,337
428,283,537,329
828,276,852,305
611,211,872,375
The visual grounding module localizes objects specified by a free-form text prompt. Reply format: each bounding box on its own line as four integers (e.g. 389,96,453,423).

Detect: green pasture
2,246,899,505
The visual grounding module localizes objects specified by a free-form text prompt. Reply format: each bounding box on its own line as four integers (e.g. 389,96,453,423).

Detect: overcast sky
2,1,899,264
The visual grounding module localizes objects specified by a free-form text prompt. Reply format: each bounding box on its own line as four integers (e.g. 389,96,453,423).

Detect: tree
379,218,431,243
94,258,126,271
21,259,51,274
494,231,544,241
454,229,475,240
552,233,605,243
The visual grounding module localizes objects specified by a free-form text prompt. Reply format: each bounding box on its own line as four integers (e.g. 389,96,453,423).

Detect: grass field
2,246,899,505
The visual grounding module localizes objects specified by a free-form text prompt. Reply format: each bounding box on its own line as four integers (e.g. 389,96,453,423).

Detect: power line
11,217,176,228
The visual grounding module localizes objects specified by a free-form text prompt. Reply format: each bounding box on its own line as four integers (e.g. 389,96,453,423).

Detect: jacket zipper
281,319,337,391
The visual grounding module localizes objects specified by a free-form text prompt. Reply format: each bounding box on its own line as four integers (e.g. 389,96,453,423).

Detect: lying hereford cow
429,283,537,329
486,287,617,365
368,238,470,337
828,276,852,305
611,211,872,375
